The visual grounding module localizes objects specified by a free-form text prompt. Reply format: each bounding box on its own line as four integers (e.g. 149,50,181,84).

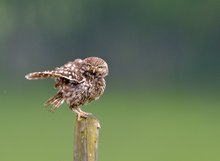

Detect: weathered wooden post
73,115,100,161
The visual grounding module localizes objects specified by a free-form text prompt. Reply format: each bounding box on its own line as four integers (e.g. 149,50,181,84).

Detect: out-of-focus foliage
1,89,220,161
0,0,219,88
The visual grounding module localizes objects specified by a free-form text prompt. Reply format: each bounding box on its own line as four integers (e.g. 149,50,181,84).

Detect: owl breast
87,77,106,102
61,77,106,108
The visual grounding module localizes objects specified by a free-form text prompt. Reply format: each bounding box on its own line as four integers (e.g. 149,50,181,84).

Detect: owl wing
25,59,85,83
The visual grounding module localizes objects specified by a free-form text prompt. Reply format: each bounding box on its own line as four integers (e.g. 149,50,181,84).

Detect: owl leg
71,108,81,120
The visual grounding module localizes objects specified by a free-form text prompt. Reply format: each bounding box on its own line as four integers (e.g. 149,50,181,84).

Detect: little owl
25,57,108,120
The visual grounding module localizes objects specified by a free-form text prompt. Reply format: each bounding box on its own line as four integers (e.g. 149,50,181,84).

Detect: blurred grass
0,88,220,161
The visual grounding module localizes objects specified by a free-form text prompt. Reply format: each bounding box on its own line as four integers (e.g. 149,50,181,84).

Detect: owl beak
92,68,96,73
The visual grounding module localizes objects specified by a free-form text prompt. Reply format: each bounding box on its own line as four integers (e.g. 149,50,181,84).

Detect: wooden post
73,115,100,161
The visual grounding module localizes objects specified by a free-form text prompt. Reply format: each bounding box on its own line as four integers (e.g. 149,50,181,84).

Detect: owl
25,57,108,120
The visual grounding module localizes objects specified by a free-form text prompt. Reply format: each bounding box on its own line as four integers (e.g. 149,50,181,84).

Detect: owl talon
76,112,90,120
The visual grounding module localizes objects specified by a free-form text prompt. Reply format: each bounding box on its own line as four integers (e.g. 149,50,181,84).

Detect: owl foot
76,112,89,121
72,108,92,120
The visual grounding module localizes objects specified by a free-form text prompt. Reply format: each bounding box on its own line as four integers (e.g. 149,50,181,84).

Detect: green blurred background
0,0,220,161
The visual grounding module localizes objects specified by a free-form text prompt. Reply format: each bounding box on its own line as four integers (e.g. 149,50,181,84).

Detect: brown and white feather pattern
25,59,84,83
25,57,108,118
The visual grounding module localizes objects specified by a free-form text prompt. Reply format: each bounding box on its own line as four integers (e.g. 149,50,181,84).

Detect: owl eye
97,66,104,71
86,64,92,68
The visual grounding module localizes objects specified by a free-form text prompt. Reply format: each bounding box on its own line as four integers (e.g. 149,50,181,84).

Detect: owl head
82,57,108,77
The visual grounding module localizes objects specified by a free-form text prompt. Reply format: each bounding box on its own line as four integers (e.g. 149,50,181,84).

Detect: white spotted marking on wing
65,63,72,67
57,69,63,73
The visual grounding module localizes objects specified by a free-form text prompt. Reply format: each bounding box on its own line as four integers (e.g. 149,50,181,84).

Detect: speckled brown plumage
25,57,108,119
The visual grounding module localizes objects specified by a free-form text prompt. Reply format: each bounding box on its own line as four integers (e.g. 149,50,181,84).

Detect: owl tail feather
44,92,64,111
25,71,55,80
